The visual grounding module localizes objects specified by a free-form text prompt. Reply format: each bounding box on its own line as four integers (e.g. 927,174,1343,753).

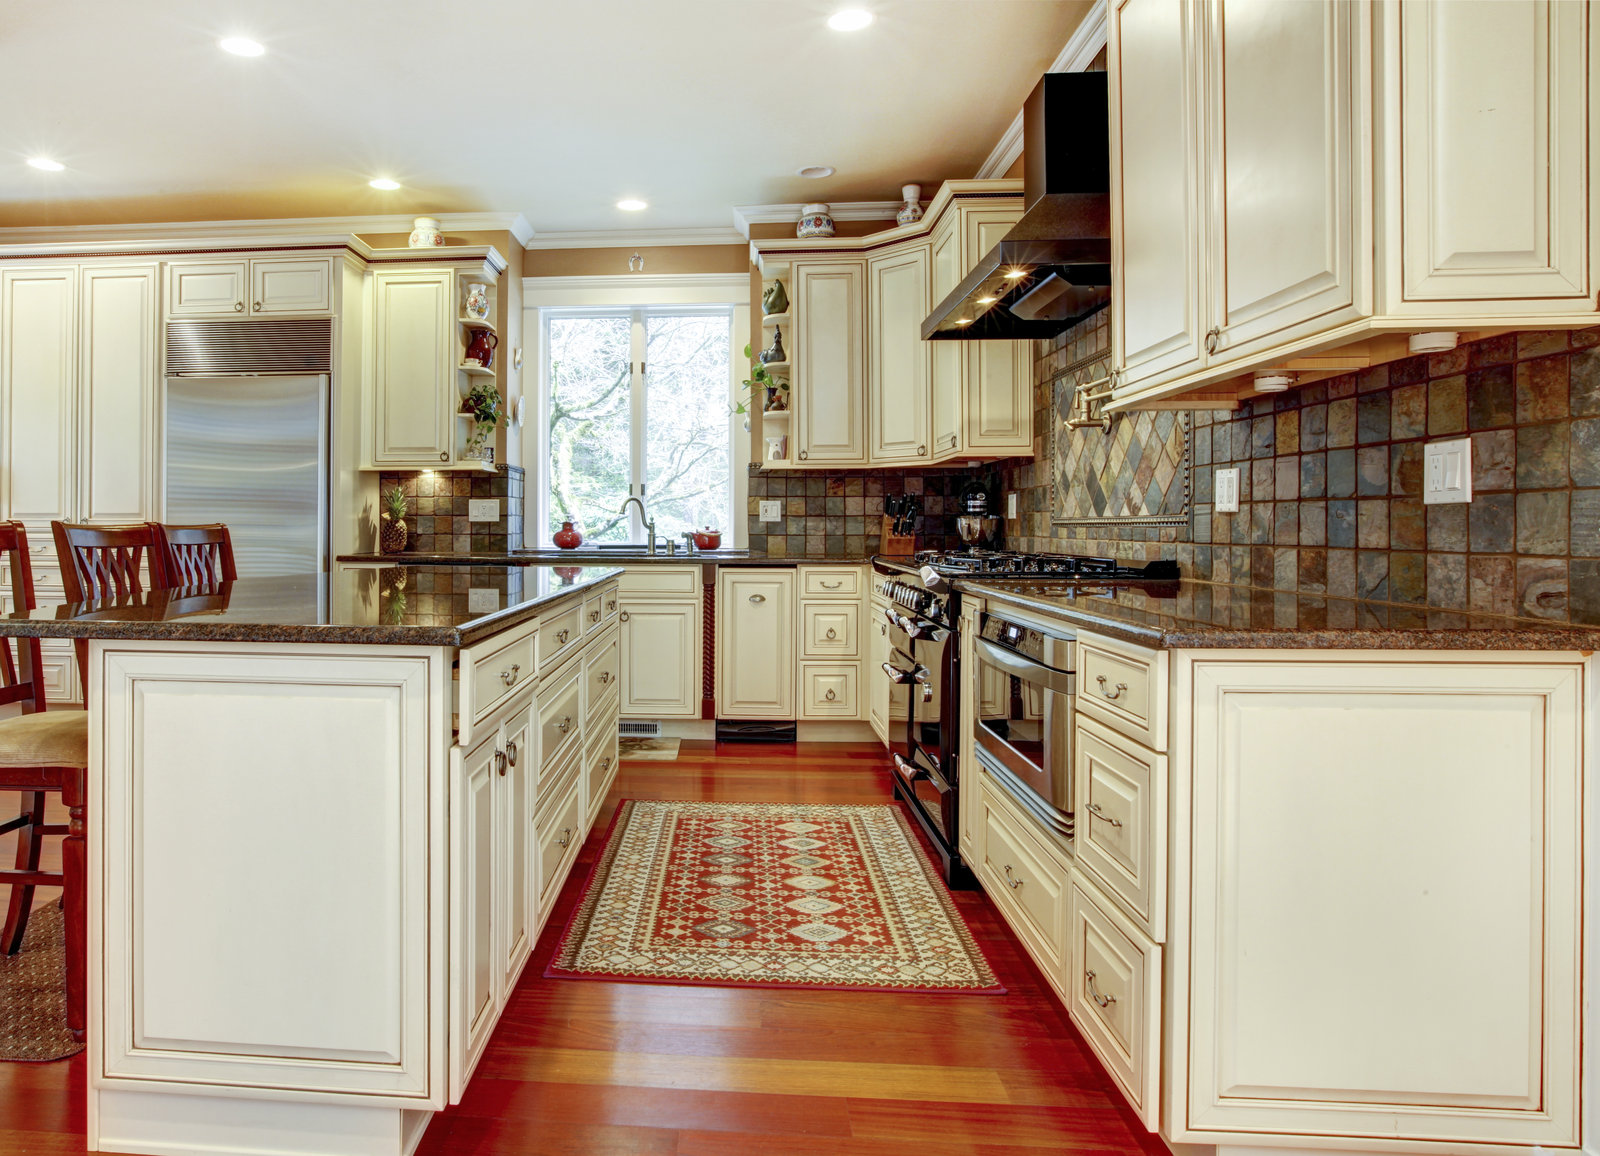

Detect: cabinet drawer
585,722,619,822
1067,874,1162,1130
582,594,607,634
800,664,858,718
1077,637,1164,750
801,602,859,657
537,601,585,674
539,664,583,774
537,775,585,908
584,628,620,712
618,566,699,597
1074,715,1166,941
468,630,535,725
978,778,1068,973
802,567,860,597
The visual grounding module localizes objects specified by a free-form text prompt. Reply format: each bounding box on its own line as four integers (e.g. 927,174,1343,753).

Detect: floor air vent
619,720,663,738
716,720,797,744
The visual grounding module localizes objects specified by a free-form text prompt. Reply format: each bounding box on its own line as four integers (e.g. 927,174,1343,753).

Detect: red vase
553,521,583,549
464,327,499,368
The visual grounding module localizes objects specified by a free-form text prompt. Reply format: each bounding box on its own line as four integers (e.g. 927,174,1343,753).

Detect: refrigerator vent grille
166,319,333,375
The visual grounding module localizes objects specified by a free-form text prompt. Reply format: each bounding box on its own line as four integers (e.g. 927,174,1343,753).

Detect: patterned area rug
548,800,1001,993
619,736,680,761
0,904,82,1062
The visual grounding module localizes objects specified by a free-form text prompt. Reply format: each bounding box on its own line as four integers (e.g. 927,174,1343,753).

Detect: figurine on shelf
762,280,789,315
759,325,786,365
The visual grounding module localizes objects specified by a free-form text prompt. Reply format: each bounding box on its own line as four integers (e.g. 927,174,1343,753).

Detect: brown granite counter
336,550,886,567
957,577,1600,651
1,564,623,648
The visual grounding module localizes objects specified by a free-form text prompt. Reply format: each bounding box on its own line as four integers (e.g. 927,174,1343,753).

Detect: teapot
464,327,499,368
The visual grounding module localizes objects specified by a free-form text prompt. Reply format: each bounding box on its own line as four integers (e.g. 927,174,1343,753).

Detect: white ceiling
0,0,1088,235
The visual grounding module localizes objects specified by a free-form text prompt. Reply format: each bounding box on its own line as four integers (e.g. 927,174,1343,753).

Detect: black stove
913,549,1180,581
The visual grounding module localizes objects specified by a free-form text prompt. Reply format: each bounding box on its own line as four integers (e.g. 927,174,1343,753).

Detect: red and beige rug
548,800,1001,993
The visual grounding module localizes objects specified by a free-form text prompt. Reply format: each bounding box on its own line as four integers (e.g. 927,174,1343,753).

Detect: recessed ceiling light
827,8,874,31
368,177,400,190
617,198,648,212
219,36,265,57
796,165,835,180
26,157,64,172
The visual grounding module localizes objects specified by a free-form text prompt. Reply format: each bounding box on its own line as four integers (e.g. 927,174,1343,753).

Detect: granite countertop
1,564,623,647
336,549,884,567
958,577,1600,651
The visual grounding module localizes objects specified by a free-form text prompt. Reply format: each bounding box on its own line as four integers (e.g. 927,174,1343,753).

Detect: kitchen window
539,305,738,546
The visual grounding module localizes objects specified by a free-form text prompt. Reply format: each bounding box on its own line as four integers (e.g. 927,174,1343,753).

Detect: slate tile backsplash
745,469,975,557
379,465,524,553
1000,319,1600,624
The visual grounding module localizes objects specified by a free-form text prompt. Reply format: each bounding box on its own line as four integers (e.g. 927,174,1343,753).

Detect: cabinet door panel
715,570,796,719
1183,659,1580,1145
81,265,158,524
499,710,533,999
372,271,454,465
1110,0,1207,390
793,260,866,463
450,736,498,1102
929,216,964,459
1208,0,1366,358
166,261,247,316
2,267,77,530
868,245,930,463
1397,0,1591,305
251,258,333,315
618,601,700,718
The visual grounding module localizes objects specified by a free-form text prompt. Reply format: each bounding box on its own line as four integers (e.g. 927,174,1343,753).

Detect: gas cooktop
912,549,1180,581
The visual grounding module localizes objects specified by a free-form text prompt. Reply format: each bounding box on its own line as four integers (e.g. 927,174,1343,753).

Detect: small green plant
462,382,503,454
736,344,789,415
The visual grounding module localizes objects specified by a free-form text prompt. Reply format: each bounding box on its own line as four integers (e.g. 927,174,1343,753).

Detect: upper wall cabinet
753,181,1034,469
1108,0,1598,411
166,256,333,317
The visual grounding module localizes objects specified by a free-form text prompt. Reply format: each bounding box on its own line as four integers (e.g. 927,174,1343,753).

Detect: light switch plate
1423,437,1472,504
759,499,783,522
1215,467,1241,513
468,498,500,523
1007,492,1018,518
467,587,500,614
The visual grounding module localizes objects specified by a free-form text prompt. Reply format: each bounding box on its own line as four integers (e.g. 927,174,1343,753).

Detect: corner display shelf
458,316,496,332
760,312,790,327
458,362,495,377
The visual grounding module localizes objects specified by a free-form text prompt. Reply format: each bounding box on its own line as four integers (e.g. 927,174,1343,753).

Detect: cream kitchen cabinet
959,211,1034,454
791,258,867,465
448,724,501,1101
929,212,965,458
368,269,456,468
797,565,867,723
497,705,534,998
616,565,701,720
165,256,333,317
716,569,796,719
867,244,931,463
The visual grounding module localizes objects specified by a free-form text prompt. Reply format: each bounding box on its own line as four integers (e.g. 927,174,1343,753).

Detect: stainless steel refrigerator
163,375,329,577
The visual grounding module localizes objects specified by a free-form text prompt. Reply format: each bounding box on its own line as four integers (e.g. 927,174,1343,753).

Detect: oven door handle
976,638,1075,695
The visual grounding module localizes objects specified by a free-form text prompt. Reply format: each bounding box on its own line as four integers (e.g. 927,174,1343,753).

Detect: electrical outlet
1215,467,1241,513
1007,492,1018,518
467,587,500,614
468,498,500,523
759,499,783,522
1423,437,1472,504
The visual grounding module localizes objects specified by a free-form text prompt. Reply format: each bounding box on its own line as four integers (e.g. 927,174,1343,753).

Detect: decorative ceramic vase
797,203,835,238
759,325,786,365
896,184,923,227
461,444,495,464
554,565,582,583
464,327,499,368
765,435,787,461
408,217,443,248
764,384,788,412
761,280,789,315
553,521,583,549
380,516,407,554
464,282,490,320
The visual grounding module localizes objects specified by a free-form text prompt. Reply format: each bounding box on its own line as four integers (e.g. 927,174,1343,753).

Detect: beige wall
523,244,748,277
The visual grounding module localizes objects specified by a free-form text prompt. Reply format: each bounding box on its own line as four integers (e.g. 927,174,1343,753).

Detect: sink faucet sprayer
619,496,657,554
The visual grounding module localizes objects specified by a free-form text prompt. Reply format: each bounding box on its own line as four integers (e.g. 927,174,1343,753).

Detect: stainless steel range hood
923,72,1110,341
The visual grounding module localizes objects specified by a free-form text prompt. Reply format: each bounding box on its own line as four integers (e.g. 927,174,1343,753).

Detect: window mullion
630,310,647,541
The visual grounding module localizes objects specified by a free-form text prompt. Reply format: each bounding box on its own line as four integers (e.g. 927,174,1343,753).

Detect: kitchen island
7,562,623,1156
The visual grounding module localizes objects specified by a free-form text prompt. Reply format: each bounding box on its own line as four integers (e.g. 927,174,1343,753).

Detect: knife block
880,515,916,557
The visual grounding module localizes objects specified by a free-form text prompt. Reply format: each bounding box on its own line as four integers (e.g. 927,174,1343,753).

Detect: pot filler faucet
619,495,657,554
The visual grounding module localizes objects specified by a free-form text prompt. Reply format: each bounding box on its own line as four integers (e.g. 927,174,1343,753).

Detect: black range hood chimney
922,72,1110,341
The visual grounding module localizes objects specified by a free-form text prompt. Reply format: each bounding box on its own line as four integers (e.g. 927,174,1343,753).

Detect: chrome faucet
619,496,657,554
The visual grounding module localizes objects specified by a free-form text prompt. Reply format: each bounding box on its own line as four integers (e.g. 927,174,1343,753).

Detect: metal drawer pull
619,610,630,622
1086,802,1122,828
749,594,766,604
557,827,573,848
600,757,612,772
820,580,842,589
1003,865,1023,890
824,688,837,701
598,670,613,684
253,300,262,312
557,628,570,644
1096,674,1128,700
589,609,601,622
500,663,521,686
606,600,617,612
825,627,837,640
556,715,572,734
233,300,244,312
1204,325,1221,355
494,749,507,776
1086,969,1117,1009
506,740,517,766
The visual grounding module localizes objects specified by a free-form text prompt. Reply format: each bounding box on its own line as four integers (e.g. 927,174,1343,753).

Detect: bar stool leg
0,791,45,955
61,770,85,1043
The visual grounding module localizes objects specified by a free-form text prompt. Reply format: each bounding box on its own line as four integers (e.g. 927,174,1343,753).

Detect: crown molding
522,272,751,307
731,200,904,239
975,0,1108,180
0,211,534,248
523,226,745,251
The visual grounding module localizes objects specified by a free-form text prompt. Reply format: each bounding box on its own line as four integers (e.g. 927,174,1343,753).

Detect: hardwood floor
0,741,1169,1156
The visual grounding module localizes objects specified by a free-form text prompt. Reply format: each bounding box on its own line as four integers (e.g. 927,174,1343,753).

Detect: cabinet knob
606,600,616,612
234,301,244,312
557,827,573,848
439,452,449,462
494,749,507,776
917,444,927,456
557,628,570,644
601,756,612,771
825,688,837,701
1204,326,1221,355
798,450,808,461
1085,969,1117,1009
825,627,837,640
619,610,630,622
556,715,572,734
748,593,766,604
252,300,262,312
598,670,613,684
506,739,518,767
589,609,601,623
1085,801,1123,828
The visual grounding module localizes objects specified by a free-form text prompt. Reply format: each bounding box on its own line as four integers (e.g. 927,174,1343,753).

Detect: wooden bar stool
0,521,87,1041
51,521,171,702
155,523,237,586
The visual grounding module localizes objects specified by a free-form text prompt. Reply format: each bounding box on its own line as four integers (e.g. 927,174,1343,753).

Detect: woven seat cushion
0,712,88,768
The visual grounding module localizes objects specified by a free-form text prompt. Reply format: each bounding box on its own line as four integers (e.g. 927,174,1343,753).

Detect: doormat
548,800,1002,993
619,736,680,761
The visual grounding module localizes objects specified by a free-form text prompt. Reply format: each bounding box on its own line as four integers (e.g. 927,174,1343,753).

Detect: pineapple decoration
380,484,410,554
378,567,409,625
